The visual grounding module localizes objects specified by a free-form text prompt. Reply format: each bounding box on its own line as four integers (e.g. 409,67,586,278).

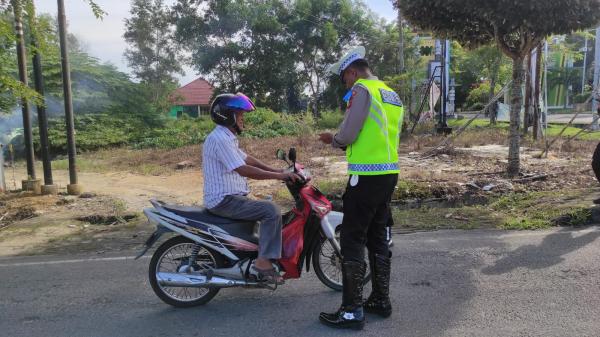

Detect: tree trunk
533,44,543,140
508,56,525,177
523,52,532,136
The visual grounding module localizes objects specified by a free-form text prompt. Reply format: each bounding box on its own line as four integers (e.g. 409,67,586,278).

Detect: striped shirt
202,126,249,208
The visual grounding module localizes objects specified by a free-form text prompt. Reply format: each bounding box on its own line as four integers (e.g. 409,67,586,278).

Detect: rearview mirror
288,148,297,163
276,149,287,161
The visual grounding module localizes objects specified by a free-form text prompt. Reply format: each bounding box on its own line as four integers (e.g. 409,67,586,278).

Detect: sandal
251,264,285,286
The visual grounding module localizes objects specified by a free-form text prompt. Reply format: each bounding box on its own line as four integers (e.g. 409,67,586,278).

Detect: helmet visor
225,93,255,112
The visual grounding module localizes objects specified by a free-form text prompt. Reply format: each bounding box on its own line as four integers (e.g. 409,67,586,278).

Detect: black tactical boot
363,253,392,318
319,260,366,330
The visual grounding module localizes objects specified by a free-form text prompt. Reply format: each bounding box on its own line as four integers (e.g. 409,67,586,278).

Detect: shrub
465,82,501,110
573,92,591,104
29,106,346,153
243,108,307,138
34,114,137,154
316,110,344,129
134,115,213,149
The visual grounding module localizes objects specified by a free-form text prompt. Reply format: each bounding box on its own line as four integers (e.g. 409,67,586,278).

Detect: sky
35,0,397,85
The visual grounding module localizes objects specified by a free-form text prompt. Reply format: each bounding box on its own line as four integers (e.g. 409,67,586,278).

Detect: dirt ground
1,133,598,257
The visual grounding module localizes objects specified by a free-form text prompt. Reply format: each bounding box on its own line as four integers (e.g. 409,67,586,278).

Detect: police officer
318,46,403,330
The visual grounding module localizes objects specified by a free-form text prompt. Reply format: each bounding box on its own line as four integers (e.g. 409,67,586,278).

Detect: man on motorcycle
318,46,403,330
203,93,301,284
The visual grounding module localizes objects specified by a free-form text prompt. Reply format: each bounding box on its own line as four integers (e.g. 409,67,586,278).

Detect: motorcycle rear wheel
312,232,371,291
149,236,224,307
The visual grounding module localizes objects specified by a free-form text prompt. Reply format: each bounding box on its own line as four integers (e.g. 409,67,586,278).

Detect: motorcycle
136,148,370,307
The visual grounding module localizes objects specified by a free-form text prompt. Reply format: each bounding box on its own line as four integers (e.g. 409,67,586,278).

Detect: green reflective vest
346,78,404,176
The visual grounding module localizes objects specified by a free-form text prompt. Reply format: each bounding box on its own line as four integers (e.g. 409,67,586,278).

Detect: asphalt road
2,228,600,337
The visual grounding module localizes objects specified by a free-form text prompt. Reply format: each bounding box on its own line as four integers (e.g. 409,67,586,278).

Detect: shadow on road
482,228,600,275
0,231,511,337
112,233,504,337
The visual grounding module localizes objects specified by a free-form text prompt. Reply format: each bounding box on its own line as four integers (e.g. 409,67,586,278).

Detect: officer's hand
319,132,334,145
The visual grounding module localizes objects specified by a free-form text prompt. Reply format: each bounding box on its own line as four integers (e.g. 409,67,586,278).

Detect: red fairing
301,186,332,218
279,209,307,279
279,186,332,279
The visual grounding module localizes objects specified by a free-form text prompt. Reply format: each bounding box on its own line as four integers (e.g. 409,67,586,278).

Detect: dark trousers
340,174,398,262
209,195,282,260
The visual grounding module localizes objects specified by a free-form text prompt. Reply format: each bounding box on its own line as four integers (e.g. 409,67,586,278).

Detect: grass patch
315,178,347,196
51,158,110,172
501,218,551,230
312,178,457,201
448,118,600,141
392,205,502,231
393,189,597,231
491,190,594,229
51,157,166,175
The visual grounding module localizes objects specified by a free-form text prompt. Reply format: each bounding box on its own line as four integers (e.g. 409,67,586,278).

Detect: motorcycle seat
161,204,259,244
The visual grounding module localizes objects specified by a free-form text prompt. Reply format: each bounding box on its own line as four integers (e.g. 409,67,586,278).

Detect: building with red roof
169,77,214,118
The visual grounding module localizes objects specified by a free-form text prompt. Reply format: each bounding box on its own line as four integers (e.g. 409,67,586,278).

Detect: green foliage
399,1,600,54
573,92,591,104
33,107,339,153
134,116,213,149
34,114,136,153
244,108,309,138
124,0,183,111
315,178,346,196
83,0,107,19
492,191,594,229
381,26,424,120
452,43,511,109
315,110,344,129
465,82,502,110
501,218,551,230
395,180,433,199
0,4,41,114
173,0,401,112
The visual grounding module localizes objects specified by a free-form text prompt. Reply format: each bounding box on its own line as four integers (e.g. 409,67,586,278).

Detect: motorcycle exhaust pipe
156,272,255,288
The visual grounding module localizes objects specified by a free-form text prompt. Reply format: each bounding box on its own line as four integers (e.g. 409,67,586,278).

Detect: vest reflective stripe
348,163,399,173
346,79,403,176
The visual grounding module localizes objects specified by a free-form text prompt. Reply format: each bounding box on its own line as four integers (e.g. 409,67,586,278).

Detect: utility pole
57,0,82,195
534,44,543,140
543,42,549,133
29,1,57,195
592,27,600,131
397,2,405,74
0,144,5,193
445,40,452,117
582,35,588,95
12,0,40,194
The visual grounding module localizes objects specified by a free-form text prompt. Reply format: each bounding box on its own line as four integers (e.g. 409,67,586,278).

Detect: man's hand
279,172,303,183
319,132,334,145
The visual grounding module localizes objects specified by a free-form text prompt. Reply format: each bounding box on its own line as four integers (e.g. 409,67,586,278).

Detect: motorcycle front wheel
149,236,224,307
312,231,371,291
